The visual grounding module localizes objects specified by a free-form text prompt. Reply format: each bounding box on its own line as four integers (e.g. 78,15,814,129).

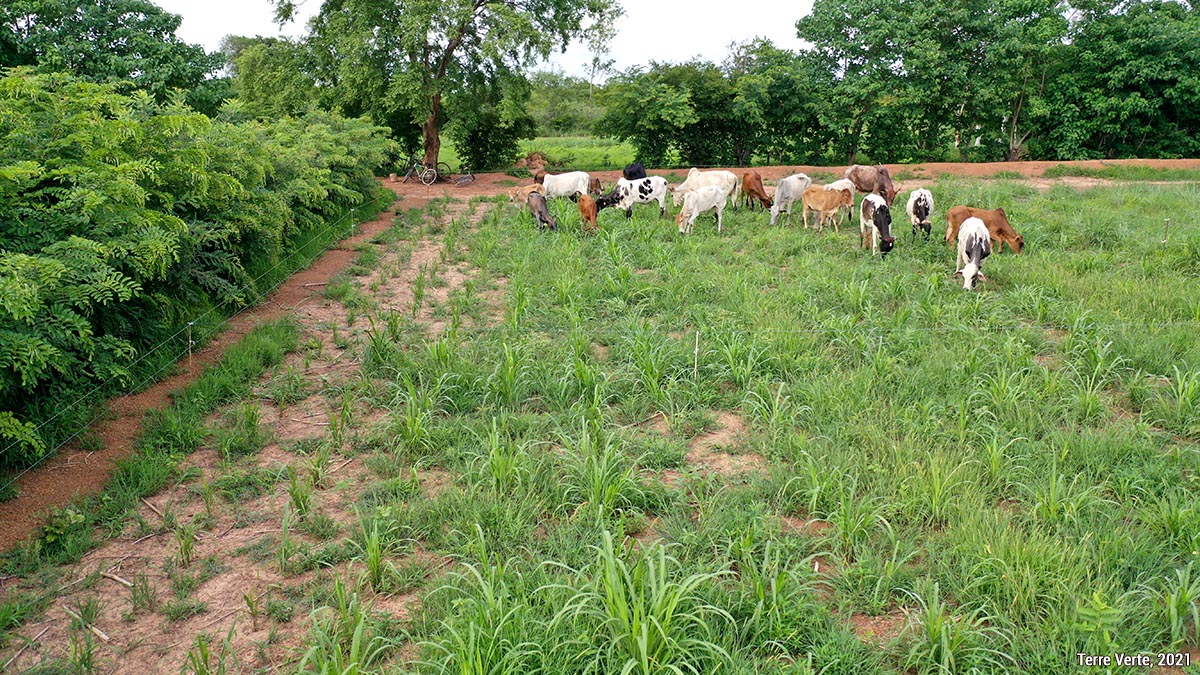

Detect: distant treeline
537,0,1200,166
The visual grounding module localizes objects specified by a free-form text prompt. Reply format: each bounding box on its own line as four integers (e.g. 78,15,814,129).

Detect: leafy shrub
0,70,396,468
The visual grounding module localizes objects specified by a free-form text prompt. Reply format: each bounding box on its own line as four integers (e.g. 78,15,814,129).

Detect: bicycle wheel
437,162,452,182
420,166,437,186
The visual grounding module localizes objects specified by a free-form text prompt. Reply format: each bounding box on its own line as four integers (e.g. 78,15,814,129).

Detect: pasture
3,175,1200,674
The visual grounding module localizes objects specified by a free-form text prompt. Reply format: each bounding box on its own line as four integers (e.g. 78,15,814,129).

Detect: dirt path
2,157,1196,552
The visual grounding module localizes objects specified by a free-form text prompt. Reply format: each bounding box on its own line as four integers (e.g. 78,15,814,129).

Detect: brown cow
741,171,772,210
588,177,603,197
801,187,853,232
945,206,1024,253
844,165,897,206
578,194,598,234
527,192,558,230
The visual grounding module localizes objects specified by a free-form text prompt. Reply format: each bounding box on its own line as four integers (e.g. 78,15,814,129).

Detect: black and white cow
596,176,670,218
860,193,896,257
526,192,558,230
623,162,648,180
906,188,934,241
956,216,991,289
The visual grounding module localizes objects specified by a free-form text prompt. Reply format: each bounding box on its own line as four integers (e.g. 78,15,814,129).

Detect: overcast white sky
156,0,815,77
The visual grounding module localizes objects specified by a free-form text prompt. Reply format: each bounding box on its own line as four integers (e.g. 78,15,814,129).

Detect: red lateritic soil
2,158,1197,551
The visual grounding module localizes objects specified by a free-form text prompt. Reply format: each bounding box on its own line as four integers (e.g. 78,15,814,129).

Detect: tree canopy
272,0,619,167
0,0,226,111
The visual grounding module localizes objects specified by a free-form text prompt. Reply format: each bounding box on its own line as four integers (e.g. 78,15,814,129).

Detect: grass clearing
4,177,1200,673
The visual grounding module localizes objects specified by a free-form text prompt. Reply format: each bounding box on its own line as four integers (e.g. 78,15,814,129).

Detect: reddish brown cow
741,171,773,210
578,194,598,234
945,206,1024,253
801,187,853,232
844,165,898,206
588,177,603,196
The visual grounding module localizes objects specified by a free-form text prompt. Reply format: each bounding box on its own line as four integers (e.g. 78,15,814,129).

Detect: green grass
1043,163,1200,181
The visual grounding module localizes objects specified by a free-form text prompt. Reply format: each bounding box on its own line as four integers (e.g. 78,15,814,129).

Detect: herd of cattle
510,163,1026,290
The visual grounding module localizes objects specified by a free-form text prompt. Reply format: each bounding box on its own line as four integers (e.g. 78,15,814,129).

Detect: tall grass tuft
554,531,731,675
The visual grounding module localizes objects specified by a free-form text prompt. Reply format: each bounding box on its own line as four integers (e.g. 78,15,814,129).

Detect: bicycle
453,164,476,186
400,154,441,186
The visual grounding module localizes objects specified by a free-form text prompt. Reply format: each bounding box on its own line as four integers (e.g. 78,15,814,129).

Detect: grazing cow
802,187,853,232
906,189,935,241
538,171,595,201
860,193,896,257
769,173,813,226
509,183,544,202
578,194,599,234
596,176,670,219
526,192,558,230
845,165,898,206
956,217,992,289
588,177,603,196
823,178,858,226
944,206,1024,253
623,162,648,180
672,168,740,208
676,185,728,234
741,171,773,210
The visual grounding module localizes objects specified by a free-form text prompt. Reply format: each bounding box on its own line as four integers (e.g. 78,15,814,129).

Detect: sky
156,0,816,78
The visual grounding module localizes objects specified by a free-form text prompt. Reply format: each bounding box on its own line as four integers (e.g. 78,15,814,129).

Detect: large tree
274,0,618,166
0,0,224,104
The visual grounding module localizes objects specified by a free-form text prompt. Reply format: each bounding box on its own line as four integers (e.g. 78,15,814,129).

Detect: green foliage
0,70,394,468
0,0,223,104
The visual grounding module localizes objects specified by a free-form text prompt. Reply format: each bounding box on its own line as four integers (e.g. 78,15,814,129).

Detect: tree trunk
422,92,442,167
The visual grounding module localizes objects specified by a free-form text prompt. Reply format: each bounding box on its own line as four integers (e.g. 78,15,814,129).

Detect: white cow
596,177,670,218
538,171,594,199
676,185,728,234
769,173,813,226
956,217,992,290
906,188,935,241
671,168,739,208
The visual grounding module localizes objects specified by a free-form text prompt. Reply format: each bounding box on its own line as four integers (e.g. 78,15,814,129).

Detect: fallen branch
62,608,110,642
140,498,164,520
2,626,51,670
303,282,329,288
290,418,331,426
620,411,666,430
330,457,356,474
101,572,132,589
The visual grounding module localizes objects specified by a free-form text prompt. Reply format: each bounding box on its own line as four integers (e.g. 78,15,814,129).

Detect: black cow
623,162,647,181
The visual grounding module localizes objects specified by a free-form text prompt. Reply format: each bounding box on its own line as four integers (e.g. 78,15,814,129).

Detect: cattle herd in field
509,163,1027,290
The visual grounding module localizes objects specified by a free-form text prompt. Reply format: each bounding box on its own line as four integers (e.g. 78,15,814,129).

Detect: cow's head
883,187,898,207
874,204,896,257
919,219,932,237
588,177,602,196
1011,234,1025,254
533,171,546,185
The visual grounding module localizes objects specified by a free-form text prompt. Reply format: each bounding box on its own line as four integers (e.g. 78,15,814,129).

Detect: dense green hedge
0,69,396,469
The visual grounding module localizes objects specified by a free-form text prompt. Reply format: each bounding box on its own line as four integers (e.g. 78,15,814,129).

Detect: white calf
676,185,728,234
770,173,812,226
539,171,593,199
672,168,739,208
957,217,992,289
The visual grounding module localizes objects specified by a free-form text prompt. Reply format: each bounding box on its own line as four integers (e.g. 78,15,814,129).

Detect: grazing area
3,173,1200,674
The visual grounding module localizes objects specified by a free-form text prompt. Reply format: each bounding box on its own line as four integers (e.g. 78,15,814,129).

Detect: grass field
3,177,1200,674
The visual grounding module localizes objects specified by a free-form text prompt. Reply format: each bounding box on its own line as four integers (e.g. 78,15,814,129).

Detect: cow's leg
716,205,724,233
625,207,633,219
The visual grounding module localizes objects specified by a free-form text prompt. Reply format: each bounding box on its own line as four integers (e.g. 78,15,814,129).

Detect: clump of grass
561,423,645,524
553,531,731,674
902,582,1013,674
218,403,270,459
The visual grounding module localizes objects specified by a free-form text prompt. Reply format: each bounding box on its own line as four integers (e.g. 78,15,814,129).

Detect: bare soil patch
848,608,911,647
685,412,767,477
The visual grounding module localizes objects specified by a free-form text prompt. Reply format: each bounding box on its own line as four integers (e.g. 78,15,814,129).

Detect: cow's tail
731,177,741,209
